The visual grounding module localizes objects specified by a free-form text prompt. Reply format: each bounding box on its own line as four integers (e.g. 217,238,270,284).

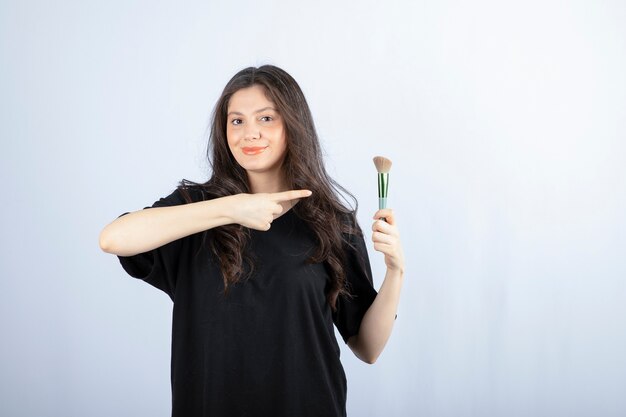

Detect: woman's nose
244,123,260,140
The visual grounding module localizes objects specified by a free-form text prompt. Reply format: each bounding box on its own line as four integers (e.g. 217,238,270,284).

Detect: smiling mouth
242,146,268,155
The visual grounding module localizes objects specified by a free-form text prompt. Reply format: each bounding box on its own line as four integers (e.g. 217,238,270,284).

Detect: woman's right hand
228,190,312,231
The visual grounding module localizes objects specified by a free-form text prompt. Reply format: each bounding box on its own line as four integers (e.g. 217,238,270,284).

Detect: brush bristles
373,156,393,173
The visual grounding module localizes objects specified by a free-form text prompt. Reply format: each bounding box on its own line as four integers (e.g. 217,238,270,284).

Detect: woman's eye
231,119,242,125
260,116,273,122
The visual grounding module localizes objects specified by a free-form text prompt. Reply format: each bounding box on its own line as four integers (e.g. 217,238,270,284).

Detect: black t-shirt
116,188,378,417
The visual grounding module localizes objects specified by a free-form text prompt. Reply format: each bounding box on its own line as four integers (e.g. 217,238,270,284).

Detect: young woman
99,65,405,417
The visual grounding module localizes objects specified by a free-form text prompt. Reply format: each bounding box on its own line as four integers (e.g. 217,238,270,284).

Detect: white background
1,0,625,416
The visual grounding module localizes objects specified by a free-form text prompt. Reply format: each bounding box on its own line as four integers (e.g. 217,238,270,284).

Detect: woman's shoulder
176,186,207,204
335,209,365,247
339,209,361,230
174,180,214,204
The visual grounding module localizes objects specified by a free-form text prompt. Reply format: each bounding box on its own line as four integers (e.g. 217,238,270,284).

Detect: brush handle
377,173,389,222
377,173,389,199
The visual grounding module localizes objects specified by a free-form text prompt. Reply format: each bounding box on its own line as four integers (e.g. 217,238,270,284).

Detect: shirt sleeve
332,229,378,344
116,188,188,299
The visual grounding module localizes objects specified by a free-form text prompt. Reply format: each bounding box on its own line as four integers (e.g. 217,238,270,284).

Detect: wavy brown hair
177,65,362,310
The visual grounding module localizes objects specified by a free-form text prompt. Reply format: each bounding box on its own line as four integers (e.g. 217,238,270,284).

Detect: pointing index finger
272,189,313,202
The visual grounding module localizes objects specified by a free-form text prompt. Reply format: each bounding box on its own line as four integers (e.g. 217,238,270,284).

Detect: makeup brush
373,156,392,220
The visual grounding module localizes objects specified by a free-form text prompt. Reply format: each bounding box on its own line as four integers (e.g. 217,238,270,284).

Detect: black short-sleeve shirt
116,188,378,417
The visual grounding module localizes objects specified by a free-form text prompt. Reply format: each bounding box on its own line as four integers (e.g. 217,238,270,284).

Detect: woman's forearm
348,267,404,364
99,196,235,257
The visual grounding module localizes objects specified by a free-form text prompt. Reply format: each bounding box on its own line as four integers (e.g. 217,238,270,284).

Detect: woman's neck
247,171,289,194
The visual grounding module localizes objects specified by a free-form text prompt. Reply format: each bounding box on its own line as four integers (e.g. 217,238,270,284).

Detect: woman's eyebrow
227,107,277,116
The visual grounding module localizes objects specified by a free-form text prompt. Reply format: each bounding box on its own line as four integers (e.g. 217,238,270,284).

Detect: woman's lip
242,146,268,155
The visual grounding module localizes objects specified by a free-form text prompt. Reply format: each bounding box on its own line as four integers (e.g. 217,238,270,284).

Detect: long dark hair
178,65,361,310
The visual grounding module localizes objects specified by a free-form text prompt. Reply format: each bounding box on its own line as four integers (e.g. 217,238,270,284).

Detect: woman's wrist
386,266,405,279
195,195,238,229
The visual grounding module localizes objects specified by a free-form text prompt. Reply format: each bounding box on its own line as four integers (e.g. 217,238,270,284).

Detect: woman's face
226,84,287,178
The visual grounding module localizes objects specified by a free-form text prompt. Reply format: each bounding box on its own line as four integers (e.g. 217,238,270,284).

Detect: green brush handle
377,173,389,221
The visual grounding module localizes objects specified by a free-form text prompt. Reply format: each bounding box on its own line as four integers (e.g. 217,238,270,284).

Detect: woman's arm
348,208,405,364
99,190,312,257
99,196,235,256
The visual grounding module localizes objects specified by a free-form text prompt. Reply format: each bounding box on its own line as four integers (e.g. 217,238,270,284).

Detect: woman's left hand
372,209,405,274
